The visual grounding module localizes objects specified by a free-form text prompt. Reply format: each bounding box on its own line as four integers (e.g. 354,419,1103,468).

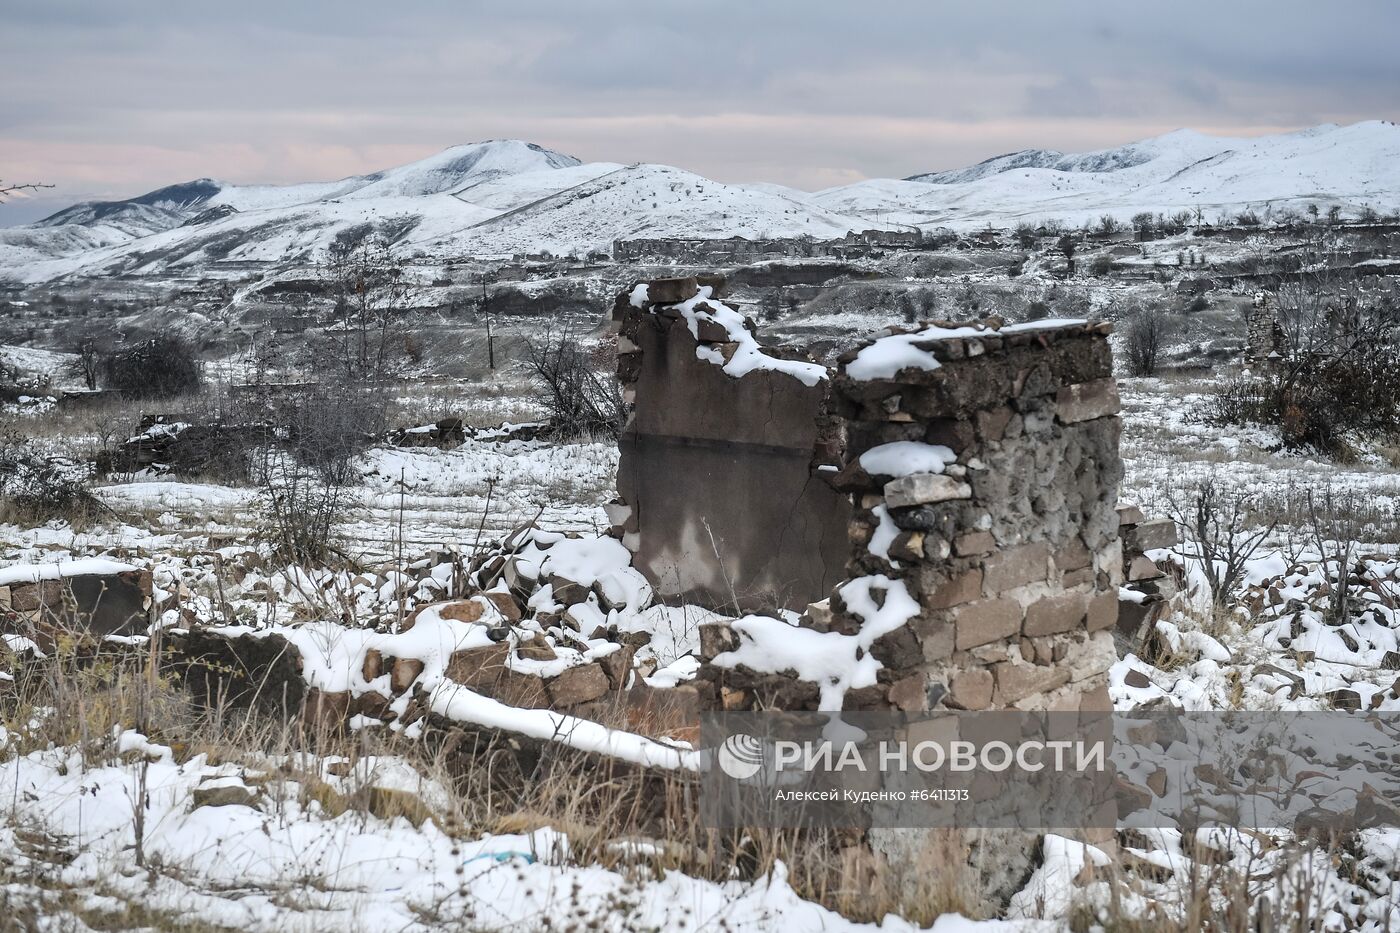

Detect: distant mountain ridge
3,122,1398,282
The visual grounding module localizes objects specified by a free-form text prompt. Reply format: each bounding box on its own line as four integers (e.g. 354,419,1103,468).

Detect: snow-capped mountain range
3,123,1398,282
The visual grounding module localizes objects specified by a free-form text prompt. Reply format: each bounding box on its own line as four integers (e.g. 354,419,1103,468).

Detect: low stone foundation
0,561,153,651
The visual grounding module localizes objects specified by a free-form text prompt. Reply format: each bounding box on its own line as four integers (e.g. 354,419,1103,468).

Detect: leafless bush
69,338,100,390
102,335,202,399
256,447,347,565
248,385,389,564
1123,305,1166,376
1300,486,1363,627
1166,476,1276,608
1206,244,1400,456
1204,375,1276,427
0,426,103,525
320,237,417,380
283,383,390,487
523,330,625,439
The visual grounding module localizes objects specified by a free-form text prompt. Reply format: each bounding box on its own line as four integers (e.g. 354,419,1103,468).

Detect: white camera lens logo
717,733,766,780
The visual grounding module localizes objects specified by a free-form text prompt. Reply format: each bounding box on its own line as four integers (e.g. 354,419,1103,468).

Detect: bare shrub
248,386,388,564
69,338,100,391
102,335,202,399
1204,375,1277,427
524,330,625,440
284,383,390,487
0,426,103,524
1166,476,1276,608
321,236,417,380
1205,242,1400,456
255,447,347,566
1123,305,1166,376
1299,486,1363,627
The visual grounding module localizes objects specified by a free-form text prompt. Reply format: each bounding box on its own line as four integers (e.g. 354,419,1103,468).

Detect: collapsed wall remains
0,559,154,650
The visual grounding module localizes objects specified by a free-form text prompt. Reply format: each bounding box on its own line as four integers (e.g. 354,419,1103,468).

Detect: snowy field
2,364,1400,930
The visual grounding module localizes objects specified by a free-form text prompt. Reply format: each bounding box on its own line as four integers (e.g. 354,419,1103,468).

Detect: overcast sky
3,0,1398,224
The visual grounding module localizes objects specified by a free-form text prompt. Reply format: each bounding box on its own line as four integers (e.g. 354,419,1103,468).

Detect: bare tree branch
0,181,54,203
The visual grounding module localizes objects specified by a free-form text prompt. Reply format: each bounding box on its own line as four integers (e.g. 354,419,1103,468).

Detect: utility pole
481,271,495,370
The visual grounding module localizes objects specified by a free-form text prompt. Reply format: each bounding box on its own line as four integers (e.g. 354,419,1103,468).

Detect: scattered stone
516,634,557,661
438,600,485,623
390,658,425,693
547,663,610,707
192,781,260,809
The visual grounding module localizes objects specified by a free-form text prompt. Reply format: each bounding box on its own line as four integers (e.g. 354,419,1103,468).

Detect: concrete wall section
612,278,851,612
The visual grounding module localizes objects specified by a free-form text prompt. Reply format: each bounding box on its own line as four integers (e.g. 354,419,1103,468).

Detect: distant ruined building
612,229,925,264
1246,290,1284,364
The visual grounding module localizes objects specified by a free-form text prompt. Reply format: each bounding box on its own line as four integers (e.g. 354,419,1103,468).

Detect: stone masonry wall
0,566,154,651
825,320,1124,714
695,318,1125,720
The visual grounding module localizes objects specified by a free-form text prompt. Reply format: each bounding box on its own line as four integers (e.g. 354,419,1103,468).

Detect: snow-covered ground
4,364,1400,929
2,730,1026,932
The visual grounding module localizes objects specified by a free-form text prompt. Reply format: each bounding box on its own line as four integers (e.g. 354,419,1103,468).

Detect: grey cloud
1,0,1397,219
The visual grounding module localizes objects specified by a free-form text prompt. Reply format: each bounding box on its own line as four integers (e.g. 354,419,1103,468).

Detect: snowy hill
840,121,1400,230
2,123,1398,282
440,163,898,258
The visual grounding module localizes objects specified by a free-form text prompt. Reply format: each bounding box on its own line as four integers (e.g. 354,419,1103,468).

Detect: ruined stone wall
1246,291,1283,363
693,318,1124,720
826,321,1124,714
611,277,851,612
0,565,153,651
687,317,1127,907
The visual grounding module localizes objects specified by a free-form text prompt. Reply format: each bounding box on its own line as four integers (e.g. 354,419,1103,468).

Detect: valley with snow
3,122,1399,284
3,115,1400,933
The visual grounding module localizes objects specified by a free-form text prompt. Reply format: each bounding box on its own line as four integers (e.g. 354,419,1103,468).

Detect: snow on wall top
634,283,829,387
844,318,1087,382
0,558,140,586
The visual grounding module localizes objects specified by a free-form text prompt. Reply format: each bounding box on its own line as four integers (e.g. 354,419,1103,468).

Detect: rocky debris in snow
164,523,716,751
191,778,261,809
387,416,466,450
468,419,549,443
1113,505,1182,654
102,414,274,476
